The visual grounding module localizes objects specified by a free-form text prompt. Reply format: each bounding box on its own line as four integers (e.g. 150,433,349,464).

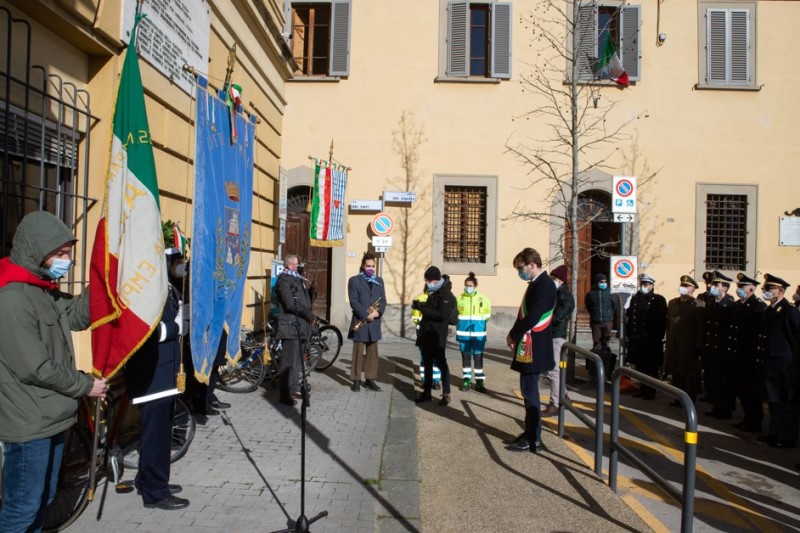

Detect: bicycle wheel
43,426,92,532
312,324,343,371
122,398,197,469
216,345,267,393
302,342,322,378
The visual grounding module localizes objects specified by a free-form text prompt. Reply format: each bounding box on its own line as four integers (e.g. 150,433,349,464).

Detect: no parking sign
610,255,638,294
612,176,637,214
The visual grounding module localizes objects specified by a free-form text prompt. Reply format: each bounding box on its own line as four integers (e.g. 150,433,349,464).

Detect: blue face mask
427,282,438,291
710,286,720,297
736,287,747,299
465,286,475,295
598,282,608,290
44,257,72,280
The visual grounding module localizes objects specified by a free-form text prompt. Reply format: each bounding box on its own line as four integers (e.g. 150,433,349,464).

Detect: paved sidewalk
67,333,647,532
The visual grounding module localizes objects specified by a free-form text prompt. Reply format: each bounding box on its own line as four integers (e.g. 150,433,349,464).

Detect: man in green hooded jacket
0,211,106,532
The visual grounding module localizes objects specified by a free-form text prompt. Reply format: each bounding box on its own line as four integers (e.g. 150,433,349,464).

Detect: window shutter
576,4,597,82
491,2,512,79
283,1,292,36
620,5,640,81
706,9,727,83
447,1,469,77
329,0,351,77
729,9,749,83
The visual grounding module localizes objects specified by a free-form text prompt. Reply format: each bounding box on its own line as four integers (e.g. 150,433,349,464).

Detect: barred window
443,185,486,263
705,193,747,270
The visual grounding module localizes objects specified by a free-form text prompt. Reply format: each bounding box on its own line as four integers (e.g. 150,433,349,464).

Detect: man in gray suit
348,252,386,392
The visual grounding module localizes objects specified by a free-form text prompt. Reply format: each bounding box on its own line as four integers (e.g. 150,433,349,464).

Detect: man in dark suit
756,274,800,448
626,273,667,400
504,248,557,454
730,273,767,431
703,270,735,417
274,254,315,406
123,248,189,510
663,275,706,404
347,252,387,392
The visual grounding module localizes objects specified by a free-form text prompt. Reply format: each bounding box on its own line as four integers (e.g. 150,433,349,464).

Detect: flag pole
87,397,102,501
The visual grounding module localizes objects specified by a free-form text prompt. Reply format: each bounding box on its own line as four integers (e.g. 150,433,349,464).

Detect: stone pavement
67,333,648,532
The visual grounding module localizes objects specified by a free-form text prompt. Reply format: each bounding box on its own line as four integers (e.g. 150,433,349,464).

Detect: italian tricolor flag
310,159,347,247
597,32,629,87
90,15,167,378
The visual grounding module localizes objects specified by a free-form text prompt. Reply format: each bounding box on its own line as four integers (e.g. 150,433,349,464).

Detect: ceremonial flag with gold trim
90,15,167,378
310,159,347,247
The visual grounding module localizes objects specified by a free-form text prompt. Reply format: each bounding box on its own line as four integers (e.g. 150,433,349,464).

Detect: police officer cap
701,271,713,284
640,273,656,284
736,273,759,286
680,275,699,288
763,273,790,290
711,270,732,287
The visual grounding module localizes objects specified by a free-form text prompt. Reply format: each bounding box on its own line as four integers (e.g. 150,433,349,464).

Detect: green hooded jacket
0,211,93,443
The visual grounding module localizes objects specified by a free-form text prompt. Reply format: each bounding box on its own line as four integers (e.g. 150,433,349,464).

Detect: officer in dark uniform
756,274,800,448
696,271,715,305
626,273,667,400
663,275,705,404
730,273,767,431
123,248,190,510
703,271,735,418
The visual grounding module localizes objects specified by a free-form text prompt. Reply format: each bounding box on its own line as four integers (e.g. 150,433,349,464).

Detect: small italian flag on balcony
597,33,629,87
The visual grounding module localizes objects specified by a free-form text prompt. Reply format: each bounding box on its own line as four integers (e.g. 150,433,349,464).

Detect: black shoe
279,397,297,406
209,399,231,409
757,434,776,444
351,381,361,392
364,379,382,391
507,438,530,451
712,411,732,420
138,484,182,496
475,382,487,394
531,441,544,454
669,400,681,407
732,421,746,429
632,391,646,398
432,381,441,390
503,433,526,445
290,391,303,399
144,494,190,510
415,394,432,404
438,394,451,406
205,406,220,416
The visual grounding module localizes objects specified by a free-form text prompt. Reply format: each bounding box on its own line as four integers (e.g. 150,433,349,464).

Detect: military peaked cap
701,271,713,284
712,270,733,286
736,273,759,286
680,275,699,288
763,273,790,290
640,273,656,284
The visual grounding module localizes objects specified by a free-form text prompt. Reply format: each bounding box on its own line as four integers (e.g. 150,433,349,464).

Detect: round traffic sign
370,212,394,237
616,179,634,197
614,259,635,278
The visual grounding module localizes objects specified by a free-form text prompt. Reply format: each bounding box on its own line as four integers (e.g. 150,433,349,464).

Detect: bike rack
608,367,697,533
556,342,606,477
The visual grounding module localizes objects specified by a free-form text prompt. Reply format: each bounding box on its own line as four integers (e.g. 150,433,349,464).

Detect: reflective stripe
456,330,487,338
458,314,488,320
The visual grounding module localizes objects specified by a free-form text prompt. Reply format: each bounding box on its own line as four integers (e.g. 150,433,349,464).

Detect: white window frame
697,1,757,89
432,174,498,275
438,1,512,82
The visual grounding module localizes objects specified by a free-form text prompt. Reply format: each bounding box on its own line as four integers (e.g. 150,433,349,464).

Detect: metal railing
556,342,605,477
608,367,697,533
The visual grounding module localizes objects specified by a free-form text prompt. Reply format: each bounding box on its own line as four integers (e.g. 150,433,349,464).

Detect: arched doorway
565,190,621,317
285,185,331,320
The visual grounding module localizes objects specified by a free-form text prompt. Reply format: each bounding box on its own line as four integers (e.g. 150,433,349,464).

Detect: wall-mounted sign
610,255,638,293
370,212,394,237
350,200,383,211
122,0,210,96
372,236,392,247
779,216,800,246
384,191,417,203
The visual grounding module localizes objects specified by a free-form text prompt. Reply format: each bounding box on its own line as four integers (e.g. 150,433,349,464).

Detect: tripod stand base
273,510,328,533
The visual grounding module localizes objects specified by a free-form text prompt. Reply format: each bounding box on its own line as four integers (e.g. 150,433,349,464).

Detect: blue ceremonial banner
190,75,255,383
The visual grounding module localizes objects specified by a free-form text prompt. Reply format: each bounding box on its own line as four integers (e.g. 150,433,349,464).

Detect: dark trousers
672,372,699,403
737,365,764,428
520,372,543,445
636,359,660,398
590,322,612,350
422,346,450,395
136,396,176,504
279,338,303,399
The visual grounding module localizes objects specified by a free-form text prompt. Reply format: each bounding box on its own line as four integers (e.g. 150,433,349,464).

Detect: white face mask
679,286,690,296
762,291,774,301
639,286,651,295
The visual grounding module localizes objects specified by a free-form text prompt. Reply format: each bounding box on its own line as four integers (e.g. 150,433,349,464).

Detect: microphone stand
274,277,327,532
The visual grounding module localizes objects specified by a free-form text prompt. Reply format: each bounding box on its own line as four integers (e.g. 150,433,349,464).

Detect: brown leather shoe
541,404,558,417
279,397,297,406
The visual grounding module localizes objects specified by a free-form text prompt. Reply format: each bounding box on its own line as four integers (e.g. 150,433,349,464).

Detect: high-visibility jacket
411,291,428,328
456,290,491,341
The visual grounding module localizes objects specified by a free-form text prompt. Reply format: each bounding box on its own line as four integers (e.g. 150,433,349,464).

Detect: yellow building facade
0,0,291,367
280,0,800,335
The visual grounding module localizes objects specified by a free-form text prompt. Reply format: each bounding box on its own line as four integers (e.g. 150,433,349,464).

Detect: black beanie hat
424,266,442,280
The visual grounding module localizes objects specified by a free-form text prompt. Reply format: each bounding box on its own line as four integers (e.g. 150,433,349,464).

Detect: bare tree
383,111,429,337
505,1,649,337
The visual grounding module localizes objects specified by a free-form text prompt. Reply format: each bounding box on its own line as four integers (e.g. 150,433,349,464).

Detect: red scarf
0,257,56,291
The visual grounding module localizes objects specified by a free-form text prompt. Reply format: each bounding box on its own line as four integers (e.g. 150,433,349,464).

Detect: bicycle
35,380,195,532
215,318,343,394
